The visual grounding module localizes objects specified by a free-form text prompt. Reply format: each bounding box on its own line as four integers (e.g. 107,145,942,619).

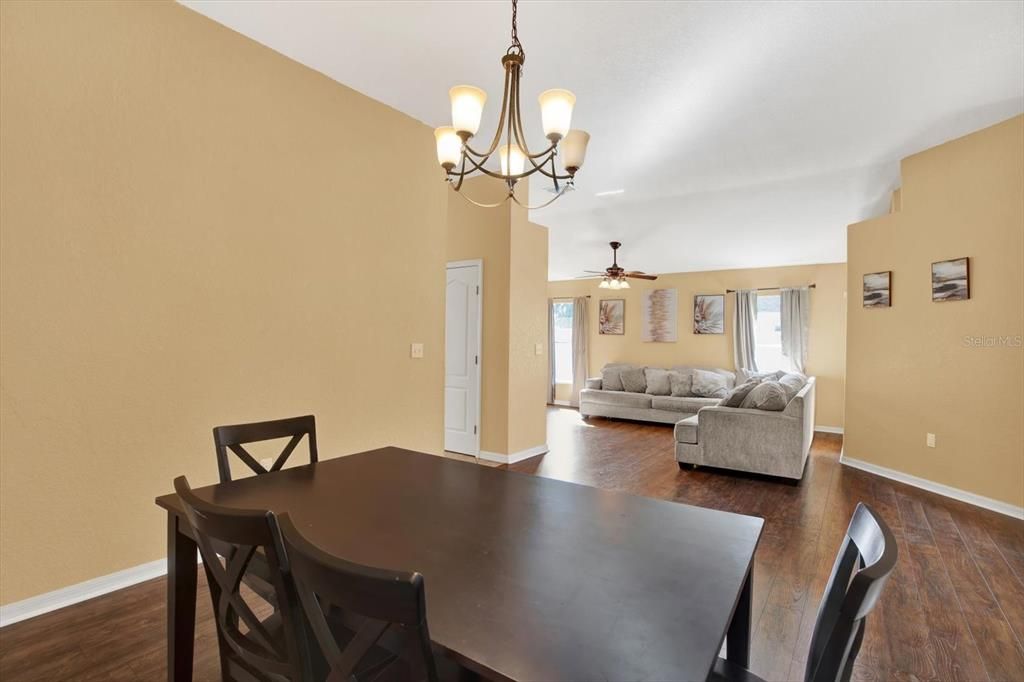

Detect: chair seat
708,657,768,682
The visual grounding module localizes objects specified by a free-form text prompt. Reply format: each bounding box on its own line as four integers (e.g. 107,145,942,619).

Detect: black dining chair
174,476,310,681
277,513,443,682
711,502,898,682
213,415,318,483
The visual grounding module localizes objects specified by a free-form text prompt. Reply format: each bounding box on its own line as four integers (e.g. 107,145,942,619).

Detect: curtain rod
725,284,816,293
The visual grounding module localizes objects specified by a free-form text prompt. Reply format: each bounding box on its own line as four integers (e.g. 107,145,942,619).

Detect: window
552,301,574,384
754,294,793,373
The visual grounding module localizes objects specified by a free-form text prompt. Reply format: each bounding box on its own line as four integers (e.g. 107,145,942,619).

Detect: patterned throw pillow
644,368,671,396
739,381,789,411
690,369,728,399
620,367,647,393
601,366,624,391
720,379,762,408
669,371,693,397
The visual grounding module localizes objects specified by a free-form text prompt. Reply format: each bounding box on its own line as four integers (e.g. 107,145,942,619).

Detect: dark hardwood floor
2,406,1022,681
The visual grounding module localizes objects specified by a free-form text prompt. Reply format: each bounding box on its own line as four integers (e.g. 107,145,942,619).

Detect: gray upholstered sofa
579,364,736,424
675,376,816,480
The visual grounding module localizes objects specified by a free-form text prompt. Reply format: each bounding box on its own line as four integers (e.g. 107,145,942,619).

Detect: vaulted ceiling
181,1,1023,280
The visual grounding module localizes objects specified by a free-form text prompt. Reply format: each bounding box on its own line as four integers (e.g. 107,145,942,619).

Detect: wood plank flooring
2,406,1022,681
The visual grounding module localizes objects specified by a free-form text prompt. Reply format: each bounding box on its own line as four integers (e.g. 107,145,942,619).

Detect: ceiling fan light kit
434,0,590,210
582,241,657,289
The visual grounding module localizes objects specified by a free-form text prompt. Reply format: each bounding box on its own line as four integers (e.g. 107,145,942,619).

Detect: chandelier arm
510,184,572,210
465,64,513,160
448,183,512,208
454,148,572,182
452,151,469,192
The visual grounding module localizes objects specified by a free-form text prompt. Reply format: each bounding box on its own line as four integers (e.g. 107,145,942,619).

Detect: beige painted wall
0,1,447,604
446,177,549,455
846,115,1023,508
548,263,848,428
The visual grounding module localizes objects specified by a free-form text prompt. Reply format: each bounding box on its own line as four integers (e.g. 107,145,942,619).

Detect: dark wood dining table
156,447,763,682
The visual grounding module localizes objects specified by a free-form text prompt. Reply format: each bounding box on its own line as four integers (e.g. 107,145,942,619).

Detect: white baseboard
479,444,549,465
551,400,572,407
840,454,1024,520
0,556,194,628
815,425,845,434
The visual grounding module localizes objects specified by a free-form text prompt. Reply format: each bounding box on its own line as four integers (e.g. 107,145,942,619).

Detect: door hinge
476,285,480,295
473,425,477,434
475,355,479,365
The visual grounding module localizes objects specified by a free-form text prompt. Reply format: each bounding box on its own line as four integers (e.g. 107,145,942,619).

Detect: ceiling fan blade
582,270,606,274
574,275,602,279
625,273,658,280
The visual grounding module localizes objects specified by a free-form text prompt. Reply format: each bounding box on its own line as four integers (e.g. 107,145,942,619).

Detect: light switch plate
535,343,543,356
926,433,936,448
411,343,424,359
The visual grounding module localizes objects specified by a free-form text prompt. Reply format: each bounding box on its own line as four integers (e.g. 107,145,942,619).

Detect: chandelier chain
508,0,523,57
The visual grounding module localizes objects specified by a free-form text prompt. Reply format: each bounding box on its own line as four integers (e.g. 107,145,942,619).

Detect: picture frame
931,257,970,302
598,298,625,335
863,271,891,308
641,288,678,342
693,294,725,334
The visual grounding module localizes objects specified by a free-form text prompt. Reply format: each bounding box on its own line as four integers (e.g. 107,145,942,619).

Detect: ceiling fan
576,241,658,289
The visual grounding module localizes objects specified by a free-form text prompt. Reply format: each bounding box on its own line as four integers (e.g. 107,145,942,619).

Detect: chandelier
433,0,590,209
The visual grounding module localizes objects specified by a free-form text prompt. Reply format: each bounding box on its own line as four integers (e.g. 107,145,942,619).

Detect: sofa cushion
601,366,624,391
738,369,785,383
644,368,671,395
778,372,807,401
720,379,762,408
581,389,653,409
691,369,729,398
620,367,647,393
739,381,789,411
674,415,699,444
672,366,736,390
651,396,721,413
669,371,693,397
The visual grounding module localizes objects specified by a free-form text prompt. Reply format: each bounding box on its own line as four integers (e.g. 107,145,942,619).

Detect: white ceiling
180,0,1023,280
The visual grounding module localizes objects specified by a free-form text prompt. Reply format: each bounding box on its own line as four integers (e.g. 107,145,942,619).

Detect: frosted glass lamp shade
538,89,575,140
434,127,462,169
599,279,610,289
561,130,590,172
609,279,621,290
620,279,630,289
449,86,486,137
499,144,526,177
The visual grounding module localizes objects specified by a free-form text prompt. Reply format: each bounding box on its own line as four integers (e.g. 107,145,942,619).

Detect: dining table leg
726,568,752,668
167,512,197,682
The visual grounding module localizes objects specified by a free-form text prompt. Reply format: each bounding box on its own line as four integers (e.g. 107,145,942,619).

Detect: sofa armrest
585,377,603,390
697,405,805,478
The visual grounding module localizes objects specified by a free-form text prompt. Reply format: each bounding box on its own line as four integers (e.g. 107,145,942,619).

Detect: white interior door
445,261,481,455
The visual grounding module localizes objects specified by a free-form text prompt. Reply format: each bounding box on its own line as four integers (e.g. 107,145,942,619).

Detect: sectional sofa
580,363,815,480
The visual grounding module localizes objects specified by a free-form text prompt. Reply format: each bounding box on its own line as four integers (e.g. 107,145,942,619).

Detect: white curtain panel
547,299,556,403
733,289,759,373
570,297,589,407
781,286,810,373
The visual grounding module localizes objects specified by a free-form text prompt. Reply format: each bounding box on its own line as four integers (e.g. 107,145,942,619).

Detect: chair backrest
277,514,440,682
213,415,318,483
174,476,309,681
804,502,898,682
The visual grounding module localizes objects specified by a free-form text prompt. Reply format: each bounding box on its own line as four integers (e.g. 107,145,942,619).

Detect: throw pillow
720,379,762,408
620,367,647,393
739,381,789,411
778,372,807,401
690,369,728,399
669,371,693,397
601,366,624,391
741,369,785,383
644,368,671,396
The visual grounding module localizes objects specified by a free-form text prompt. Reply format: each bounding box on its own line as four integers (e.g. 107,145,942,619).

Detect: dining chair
213,415,318,483
710,502,898,682
174,476,310,681
278,513,442,682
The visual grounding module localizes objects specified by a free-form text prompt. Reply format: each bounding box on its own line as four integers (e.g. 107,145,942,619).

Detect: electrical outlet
535,343,543,356
926,433,936,448
411,343,424,359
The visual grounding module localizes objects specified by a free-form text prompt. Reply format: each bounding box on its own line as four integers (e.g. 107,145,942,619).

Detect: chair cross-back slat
214,415,317,483
174,476,310,681
278,514,440,682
